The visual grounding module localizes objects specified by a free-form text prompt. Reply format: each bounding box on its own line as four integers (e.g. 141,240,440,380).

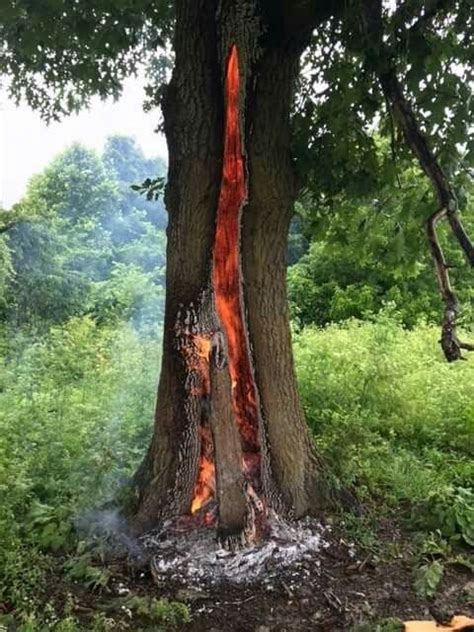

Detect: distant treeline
0,136,167,332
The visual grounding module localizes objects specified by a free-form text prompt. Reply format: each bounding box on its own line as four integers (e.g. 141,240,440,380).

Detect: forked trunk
132,0,325,542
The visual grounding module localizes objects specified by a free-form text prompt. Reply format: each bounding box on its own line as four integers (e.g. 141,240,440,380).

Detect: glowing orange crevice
213,44,259,451
191,44,261,517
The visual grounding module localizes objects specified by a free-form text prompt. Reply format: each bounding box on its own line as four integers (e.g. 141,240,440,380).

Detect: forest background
0,131,472,629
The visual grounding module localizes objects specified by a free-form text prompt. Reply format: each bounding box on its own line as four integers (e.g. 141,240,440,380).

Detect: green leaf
413,560,444,598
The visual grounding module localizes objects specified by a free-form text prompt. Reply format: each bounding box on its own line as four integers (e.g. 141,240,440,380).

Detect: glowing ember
190,44,262,521
212,44,260,454
190,454,215,514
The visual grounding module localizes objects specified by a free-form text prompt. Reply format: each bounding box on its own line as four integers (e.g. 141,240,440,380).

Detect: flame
190,455,215,514
212,44,260,452
195,337,212,359
190,45,262,519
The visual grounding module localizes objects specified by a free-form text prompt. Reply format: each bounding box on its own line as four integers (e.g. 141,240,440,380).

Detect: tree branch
358,0,473,361
378,74,474,359
426,208,472,361
379,71,474,267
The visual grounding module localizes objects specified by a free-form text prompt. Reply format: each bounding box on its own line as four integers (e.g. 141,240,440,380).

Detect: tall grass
294,315,473,542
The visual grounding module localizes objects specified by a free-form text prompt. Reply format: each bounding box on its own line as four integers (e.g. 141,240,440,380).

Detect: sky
0,77,168,209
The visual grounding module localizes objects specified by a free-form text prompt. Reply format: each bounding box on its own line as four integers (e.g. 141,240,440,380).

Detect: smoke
1,137,169,542
75,507,147,561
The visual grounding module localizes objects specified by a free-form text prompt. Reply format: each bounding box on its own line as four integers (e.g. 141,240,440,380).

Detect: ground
33,514,473,632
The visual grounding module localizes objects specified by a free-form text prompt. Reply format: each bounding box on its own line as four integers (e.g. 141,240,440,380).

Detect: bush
1,311,472,624
0,317,161,613
293,315,474,527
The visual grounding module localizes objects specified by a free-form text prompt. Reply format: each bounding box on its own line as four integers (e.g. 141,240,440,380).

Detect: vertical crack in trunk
132,21,326,536
213,45,260,458
189,45,264,543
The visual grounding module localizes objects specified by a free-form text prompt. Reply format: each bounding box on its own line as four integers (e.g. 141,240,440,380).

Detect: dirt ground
58,515,474,632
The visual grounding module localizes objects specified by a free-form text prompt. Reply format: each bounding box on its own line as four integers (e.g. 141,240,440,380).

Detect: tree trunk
132,0,325,539
243,46,325,517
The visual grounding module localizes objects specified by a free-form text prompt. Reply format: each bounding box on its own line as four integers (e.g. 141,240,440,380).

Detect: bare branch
426,207,472,361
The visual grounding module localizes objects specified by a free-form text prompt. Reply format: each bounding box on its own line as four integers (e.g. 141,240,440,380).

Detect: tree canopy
1,0,472,354
1,1,471,175
0,137,167,329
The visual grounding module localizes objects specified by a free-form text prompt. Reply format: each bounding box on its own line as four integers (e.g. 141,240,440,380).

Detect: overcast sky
0,77,168,209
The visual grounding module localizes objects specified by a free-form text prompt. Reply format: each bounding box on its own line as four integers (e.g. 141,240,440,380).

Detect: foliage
2,139,167,329
0,317,161,618
1,0,471,254
413,560,444,598
294,2,473,205
0,311,472,624
103,136,167,228
0,1,473,617
412,486,474,547
0,1,174,121
131,177,166,203
288,160,474,328
124,595,190,626
293,314,474,526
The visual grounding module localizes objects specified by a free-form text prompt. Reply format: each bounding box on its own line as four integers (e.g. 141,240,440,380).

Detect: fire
212,44,260,453
189,44,262,521
195,336,212,359
190,455,215,514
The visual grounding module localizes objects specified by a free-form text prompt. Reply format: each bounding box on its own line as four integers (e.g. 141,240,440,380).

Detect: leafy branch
359,0,474,361
130,177,166,202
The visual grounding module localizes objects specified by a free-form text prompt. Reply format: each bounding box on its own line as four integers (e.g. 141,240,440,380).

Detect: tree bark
132,0,223,533
243,46,326,516
132,0,326,537
208,344,249,545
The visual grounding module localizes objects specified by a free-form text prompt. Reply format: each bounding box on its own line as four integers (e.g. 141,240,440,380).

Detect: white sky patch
0,76,168,209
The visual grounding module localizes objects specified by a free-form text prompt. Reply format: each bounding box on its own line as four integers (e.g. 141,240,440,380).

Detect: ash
142,514,328,588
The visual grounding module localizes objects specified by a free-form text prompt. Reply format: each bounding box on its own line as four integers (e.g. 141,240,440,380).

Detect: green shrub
0,311,472,625
0,316,161,612
125,596,191,627
294,315,474,531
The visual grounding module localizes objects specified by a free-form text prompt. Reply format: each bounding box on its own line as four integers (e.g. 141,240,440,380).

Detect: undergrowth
294,315,473,545
0,313,472,628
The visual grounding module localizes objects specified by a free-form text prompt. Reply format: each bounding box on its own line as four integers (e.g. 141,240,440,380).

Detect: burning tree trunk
132,0,327,542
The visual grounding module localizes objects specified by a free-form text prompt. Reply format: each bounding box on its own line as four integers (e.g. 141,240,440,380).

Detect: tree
3,142,167,329
1,0,472,543
5,146,117,326
287,160,474,328
103,135,168,229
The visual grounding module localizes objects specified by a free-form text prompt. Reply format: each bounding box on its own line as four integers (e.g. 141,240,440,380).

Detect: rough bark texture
132,0,223,533
243,46,325,517
132,0,326,535
208,348,248,542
